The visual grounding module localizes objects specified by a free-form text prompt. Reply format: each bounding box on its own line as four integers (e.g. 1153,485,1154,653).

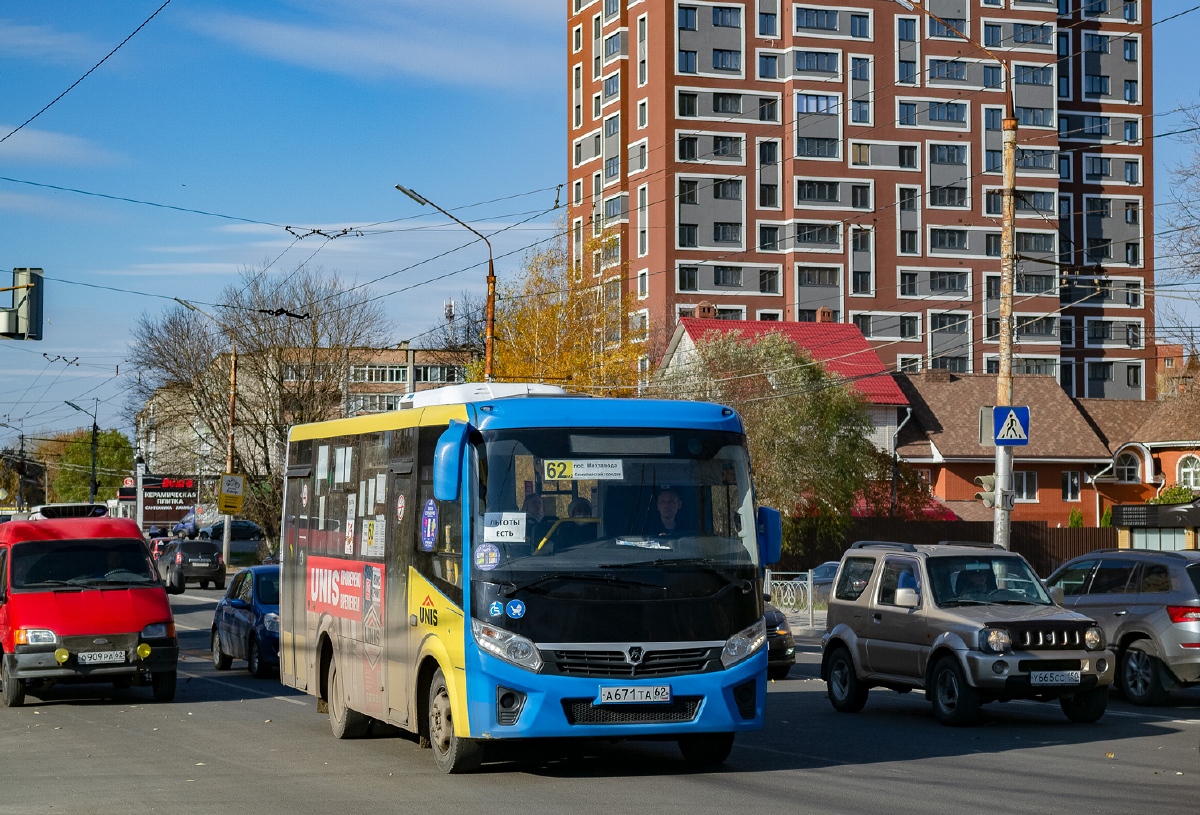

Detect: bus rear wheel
326,654,369,739
428,667,482,773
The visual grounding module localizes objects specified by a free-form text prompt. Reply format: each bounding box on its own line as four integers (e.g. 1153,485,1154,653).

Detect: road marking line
177,669,309,705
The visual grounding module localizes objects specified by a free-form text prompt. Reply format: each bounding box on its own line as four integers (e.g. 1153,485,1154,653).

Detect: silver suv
1045,549,1200,706
822,541,1115,726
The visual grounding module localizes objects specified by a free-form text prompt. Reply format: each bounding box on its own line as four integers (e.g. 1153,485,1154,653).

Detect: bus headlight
721,619,767,668
472,619,542,673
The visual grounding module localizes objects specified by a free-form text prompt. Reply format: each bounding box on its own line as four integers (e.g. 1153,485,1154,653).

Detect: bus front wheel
428,667,482,773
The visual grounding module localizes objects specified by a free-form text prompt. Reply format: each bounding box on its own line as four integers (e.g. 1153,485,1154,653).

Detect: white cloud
94,262,243,277
0,19,103,61
0,124,123,166
183,7,561,89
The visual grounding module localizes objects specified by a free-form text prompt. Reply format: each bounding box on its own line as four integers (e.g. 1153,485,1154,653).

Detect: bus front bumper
466,648,767,740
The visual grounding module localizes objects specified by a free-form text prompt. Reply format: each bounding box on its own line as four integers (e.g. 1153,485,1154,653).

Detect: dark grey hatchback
156,539,226,593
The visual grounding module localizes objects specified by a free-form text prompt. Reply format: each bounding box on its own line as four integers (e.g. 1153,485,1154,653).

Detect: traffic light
974,474,998,508
0,268,43,340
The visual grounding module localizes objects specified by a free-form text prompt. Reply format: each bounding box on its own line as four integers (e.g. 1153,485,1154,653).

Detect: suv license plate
1031,670,1081,685
598,685,671,704
190,559,210,565
78,651,126,665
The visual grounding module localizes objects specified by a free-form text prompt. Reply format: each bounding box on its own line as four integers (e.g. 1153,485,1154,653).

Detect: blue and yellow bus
278,383,782,772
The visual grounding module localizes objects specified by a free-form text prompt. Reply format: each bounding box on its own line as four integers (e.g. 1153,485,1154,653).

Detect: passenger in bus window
522,493,557,545
559,497,597,548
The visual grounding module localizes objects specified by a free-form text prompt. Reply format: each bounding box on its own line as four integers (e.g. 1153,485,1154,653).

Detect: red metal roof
677,319,908,406
0,517,144,545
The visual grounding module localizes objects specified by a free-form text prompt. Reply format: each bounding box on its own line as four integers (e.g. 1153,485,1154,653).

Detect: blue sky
0,0,1197,448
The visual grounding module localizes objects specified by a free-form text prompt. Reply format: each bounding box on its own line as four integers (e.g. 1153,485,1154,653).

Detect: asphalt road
1,588,1198,815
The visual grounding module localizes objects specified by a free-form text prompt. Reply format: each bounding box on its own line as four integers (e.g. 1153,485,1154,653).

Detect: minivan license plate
78,651,126,665
598,685,671,704
1031,670,1080,685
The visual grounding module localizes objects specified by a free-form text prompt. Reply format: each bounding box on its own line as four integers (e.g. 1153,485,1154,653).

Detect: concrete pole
223,342,237,567
994,111,1019,551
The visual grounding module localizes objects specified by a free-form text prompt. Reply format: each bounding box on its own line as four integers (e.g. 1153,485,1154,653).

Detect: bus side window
414,426,463,606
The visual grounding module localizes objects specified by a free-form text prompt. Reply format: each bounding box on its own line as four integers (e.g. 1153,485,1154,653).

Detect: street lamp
64,399,99,504
175,297,238,567
395,184,497,381
888,1,1019,548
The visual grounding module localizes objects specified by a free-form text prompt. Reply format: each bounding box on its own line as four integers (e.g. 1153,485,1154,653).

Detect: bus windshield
472,428,758,599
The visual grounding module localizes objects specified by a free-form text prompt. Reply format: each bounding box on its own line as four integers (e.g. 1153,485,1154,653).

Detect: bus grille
548,648,716,678
562,696,702,725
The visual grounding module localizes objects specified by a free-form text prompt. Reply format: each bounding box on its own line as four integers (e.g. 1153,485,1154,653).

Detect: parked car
211,565,280,678
765,601,795,680
0,517,178,706
804,560,840,603
822,541,1114,726
198,519,264,542
156,539,225,593
1044,550,1200,705
172,508,200,539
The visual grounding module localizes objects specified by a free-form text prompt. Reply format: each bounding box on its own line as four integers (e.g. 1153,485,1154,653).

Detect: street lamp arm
394,185,493,254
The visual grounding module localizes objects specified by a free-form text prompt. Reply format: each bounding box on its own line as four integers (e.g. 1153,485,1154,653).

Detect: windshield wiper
598,557,754,594
939,599,989,607
18,580,82,590
503,572,665,596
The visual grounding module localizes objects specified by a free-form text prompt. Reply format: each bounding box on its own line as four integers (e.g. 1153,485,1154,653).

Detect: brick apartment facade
567,0,1156,399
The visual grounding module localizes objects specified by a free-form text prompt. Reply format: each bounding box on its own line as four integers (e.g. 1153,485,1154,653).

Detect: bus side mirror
433,421,472,502
756,506,782,566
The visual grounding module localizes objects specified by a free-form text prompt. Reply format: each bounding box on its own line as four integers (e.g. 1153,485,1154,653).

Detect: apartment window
928,103,967,123
1124,39,1138,61
715,308,743,321
1017,316,1057,337
984,23,1002,47
796,8,838,30
798,180,840,202
986,319,1000,341
900,272,918,296
679,179,698,205
678,92,698,117
1061,318,1074,346
1084,75,1110,96
1125,203,1139,224
573,180,582,206
678,266,699,291
986,234,1001,257
759,98,778,122
713,265,742,287
604,156,620,179
573,26,582,53
930,186,967,207
713,179,741,200
679,50,697,73
795,223,840,244
759,54,778,79
679,224,698,247
1125,79,1141,103
851,143,870,166
713,136,741,157
679,7,697,30
799,137,839,158
853,314,873,336
1083,0,1108,15
852,230,871,252
678,137,698,160
898,61,916,84
852,100,870,123
1016,66,1053,86
931,271,967,292
899,357,921,373
593,94,602,118
898,145,917,168
713,222,741,243
759,225,781,250
759,12,777,36
930,145,966,164
1017,274,1055,294
1018,233,1055,253
759,269,780,293
1013,471,1038,502
932,356,968,372
1124,0,1138,21
1016,108,1052,127
798,267,837,286
1126,242,1140,265
795,51,838,72
1124,120,1139,142
603,197,623,222
759,141,778,165
1087,238,1111,260
1114,451,1139,482
931,313,966,333
930,229,968,250
604,115,620,138
1086,156,1110,177
899,103,917,126
637,100,647,128
1128,364,1142,387
901,315,920,339
851,185,870,209
930,17,965,38
713,6,740,27
1084,34,1110,53
713,49,741,71
898,18,916,41
850,14,870,38
1059,155,1071,180
604,75,621,100
713,93,741,114
797,94,838,114
930,60,967,81
1125,282,1142,306
900,231,918,254
898,188,918,211
604,34,622,59
1085,197,1111,218
983,66,1001,89
1014,24,1052,44
1017,150,1055,171
1124,161,1139,184
759,183,778,207
851,57,869,81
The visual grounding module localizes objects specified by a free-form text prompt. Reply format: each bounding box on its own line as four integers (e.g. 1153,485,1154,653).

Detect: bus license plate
1031,670,1080,685
78,651,126,665
598,685,671,704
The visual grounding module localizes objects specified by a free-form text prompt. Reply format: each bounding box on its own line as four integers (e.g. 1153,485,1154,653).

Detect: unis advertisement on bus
278,384,782,773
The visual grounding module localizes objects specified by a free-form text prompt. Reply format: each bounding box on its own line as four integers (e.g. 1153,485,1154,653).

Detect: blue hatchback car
211,565,280,678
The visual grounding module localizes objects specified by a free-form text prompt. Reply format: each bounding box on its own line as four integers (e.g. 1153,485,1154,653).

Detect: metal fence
765,569,816,629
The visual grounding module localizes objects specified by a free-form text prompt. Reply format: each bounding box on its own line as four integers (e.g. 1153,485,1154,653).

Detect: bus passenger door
281,471,310,690
385,460,415,726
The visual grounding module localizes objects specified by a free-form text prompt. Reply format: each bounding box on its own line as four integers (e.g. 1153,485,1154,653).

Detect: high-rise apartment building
567,0,1155,399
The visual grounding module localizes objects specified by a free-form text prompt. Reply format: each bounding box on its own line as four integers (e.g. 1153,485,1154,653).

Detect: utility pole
224,341,237,566
994,114,1019,550
65,399,99,503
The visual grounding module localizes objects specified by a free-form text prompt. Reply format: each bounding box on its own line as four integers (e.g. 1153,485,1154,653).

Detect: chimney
696,301,716,319
923,368,952,383
815,306,834,323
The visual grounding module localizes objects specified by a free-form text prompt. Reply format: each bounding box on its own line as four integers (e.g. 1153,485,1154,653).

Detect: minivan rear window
181,542,221,557
1187,564,1200,594
12,538,156,589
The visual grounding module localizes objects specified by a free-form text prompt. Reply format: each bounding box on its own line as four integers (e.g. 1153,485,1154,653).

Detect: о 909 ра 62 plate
78,651,126,665
597,685,671,704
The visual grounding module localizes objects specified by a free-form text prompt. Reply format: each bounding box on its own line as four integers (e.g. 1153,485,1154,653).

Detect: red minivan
0,517,179,707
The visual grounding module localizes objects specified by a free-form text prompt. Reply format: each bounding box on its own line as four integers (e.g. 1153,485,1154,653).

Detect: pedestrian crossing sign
993,406,1030,446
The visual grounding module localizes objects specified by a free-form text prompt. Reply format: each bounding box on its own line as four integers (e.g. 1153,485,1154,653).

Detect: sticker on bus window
543,459,624,481
483,512,526,542
474,543,501,571
420,499,438,552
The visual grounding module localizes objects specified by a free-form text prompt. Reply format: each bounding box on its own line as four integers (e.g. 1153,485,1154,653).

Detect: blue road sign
993,406,1030,446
